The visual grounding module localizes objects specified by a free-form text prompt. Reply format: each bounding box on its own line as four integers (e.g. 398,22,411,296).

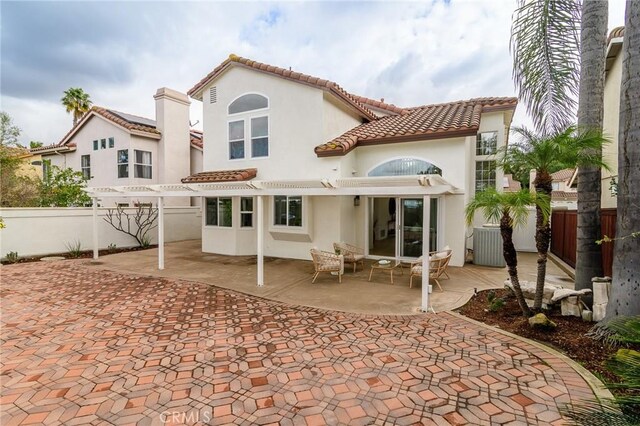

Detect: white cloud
0,0,628,145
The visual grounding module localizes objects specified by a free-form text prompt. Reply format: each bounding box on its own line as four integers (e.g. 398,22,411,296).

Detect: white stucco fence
512,206,537,253
0,207,202,259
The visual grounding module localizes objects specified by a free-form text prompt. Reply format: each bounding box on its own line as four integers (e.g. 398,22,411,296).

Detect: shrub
5,251,18,263
65,240,83,258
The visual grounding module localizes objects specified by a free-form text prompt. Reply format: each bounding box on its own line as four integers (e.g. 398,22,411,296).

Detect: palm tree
465,189,550,317
498,126,609,310
575,0,609,295
61,88,92,126
607,0,640,318
510,0,581,134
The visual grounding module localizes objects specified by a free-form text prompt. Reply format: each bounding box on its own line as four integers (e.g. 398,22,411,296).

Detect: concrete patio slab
90,240,573,314
1,260,597,426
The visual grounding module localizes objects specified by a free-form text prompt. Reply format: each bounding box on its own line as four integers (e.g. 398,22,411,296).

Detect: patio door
399,198,438,258
369,197,439,259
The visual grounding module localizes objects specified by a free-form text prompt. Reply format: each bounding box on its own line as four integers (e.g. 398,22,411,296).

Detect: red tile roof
315,97,517,156
190,130,203,149
552,190,578,201
551,168,575,182
188,54,378,121
503,174,522,192
348,95,407,115
181,168,257,184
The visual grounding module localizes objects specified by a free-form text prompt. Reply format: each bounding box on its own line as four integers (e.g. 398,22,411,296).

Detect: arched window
368,158,442,177
228,94,268,114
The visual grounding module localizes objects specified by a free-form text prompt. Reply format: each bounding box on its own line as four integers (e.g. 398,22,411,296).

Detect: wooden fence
550,209,616,276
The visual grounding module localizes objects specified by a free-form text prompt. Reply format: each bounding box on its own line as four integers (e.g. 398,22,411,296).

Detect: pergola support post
158,196,165,270
257,195,264,286
363,196,369,257
92,198,99,260
422,195,431,312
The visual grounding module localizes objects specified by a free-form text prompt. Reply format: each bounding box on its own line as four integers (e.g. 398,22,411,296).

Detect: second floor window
227,93,269,160
134,150,152,179
108,137,115,148
81,155,91,180
476,131,498,155
117,149,128,178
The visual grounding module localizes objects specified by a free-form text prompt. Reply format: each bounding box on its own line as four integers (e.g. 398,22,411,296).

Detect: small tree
466,188,550,317
29,141,43,149
104,204,158,247
0,145,40,207
39,166,91,207
0,111,21,146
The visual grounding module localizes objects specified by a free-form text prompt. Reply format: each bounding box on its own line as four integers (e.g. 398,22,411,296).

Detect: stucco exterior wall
202,66,345,180
601,51,622,209
0,207,201,259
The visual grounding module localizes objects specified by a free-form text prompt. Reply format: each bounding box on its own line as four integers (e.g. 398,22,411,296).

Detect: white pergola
87,175,462,312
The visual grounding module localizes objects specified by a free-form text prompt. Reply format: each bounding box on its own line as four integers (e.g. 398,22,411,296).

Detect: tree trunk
607,0,640,318
501,211,532,317
533,171,553,311
575,0,608,293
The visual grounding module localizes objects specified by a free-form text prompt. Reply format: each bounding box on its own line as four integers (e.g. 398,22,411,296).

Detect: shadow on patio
88,240,574,315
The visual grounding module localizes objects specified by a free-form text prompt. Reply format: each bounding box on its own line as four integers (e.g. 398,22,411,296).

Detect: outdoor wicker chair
310,248,344,283
333,242,365,272
409,249,452,291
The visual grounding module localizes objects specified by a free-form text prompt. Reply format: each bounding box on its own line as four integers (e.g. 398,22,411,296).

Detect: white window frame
240,197,254,228
81,154,91,180
227,93,269,117
249,115,269,159
476,131,498,156
100,138,107,149
117,149,129,179
133,149,152,179
228,119,245,160
108,137,115,148
475,160,497,192
205,197,233,228
272,195,304,228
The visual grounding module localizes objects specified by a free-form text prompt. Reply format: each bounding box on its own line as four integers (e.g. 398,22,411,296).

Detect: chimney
154,88,190,188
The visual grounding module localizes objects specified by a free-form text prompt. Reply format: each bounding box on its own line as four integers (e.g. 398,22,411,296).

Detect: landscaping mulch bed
1,245,157,265
457,288,639,391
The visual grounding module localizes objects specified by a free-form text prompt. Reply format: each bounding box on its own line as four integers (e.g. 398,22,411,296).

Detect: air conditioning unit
473,226,506,267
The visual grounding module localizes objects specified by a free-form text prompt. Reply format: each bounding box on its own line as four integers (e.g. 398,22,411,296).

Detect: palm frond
511,0,581,134
562,398,640,426
606,349,640,389
465,188,503,225
589,316,640,345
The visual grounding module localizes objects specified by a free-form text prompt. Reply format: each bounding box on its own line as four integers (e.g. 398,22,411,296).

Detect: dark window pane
118,150,128,164
241,197,253,212
274,196,287,225
241,213,253,228
108,137,115,148
118,164,129,178
251,137,269,157
219,198,232,227
135,165,152,179
93,140,98,150
288,196,302,227
101,139,106,149
81,155,90,167
206,198,218,226
228,94,268,114
230,141,244,159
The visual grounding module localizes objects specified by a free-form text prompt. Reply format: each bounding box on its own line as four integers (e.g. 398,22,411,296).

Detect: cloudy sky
1,0,627,146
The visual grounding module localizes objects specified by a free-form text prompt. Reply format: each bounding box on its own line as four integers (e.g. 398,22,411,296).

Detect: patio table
368,260,404,284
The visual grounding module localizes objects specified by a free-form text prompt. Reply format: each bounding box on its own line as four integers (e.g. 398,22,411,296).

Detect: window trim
367,156,443,177
240,197,254,229
227,92,270,117
475,160,497,192
117,149,129,179
204,197,233,228
93,140,99,151
100,138,107,149
476,131,498,156
81,154,91,180
228,119,245,160
226,114,270,161
133,149,152,179
108,137,115,148
272,195,304,228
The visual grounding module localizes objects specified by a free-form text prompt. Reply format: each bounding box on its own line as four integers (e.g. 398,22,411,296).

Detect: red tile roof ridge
181,168,257,184
348,95,408,115
188,54,377,121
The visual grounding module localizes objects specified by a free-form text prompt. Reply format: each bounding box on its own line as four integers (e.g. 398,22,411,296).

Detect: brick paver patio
1,261,597,425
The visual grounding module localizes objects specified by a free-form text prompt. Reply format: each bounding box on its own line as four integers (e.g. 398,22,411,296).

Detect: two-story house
168,55,517,268
31,88,203,206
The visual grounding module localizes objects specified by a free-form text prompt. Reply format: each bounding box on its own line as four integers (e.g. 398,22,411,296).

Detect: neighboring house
503,174,522,192
30,88,203,206
4,147,43,179
179,55,516,266
530,167,577,208
601,26,624,209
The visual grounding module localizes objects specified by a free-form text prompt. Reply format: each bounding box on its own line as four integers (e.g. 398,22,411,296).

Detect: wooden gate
550,209,616,276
